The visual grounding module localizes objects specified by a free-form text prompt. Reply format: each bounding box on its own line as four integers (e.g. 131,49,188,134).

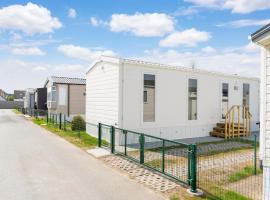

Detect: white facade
252,25,270,200
86,56,260,140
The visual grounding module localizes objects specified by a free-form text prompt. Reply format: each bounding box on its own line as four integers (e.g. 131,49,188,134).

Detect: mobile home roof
87,56,259,81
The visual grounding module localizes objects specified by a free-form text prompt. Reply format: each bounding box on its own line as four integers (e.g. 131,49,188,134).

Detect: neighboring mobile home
34,88,47,110
86,56,260,140
24,88,35,110
251,23,270,200
44,76,86,119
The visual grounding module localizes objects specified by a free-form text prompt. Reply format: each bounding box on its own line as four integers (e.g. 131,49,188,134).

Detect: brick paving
102,156,180,193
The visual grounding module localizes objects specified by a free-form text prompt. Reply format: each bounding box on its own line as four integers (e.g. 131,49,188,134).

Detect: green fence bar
110,126,115,153
254,134,257,175
59,113,62,129
98,123,102,147
64,115,66,131
124,130,127,156
162,140,165,173
139,134,145,164
190,144,197,193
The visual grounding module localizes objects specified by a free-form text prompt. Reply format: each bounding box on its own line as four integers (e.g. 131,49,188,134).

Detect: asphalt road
0,110,164,200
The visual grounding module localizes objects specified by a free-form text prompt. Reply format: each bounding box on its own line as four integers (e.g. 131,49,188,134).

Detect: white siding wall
263,46,270,200
86,61,120,137
122,62,260,140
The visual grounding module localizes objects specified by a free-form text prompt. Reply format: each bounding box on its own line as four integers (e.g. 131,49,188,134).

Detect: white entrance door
221,83,229,120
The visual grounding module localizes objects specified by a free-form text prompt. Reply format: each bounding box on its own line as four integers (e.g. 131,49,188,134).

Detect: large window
143,74,155,122
47,86,56,102
58,85,67,106
222,83,229,119
188,79,197,120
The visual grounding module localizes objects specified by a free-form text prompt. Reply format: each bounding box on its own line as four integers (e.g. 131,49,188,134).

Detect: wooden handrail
224,105,252,138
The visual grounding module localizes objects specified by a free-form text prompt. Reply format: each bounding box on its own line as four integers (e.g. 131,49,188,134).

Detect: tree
7,95,14,101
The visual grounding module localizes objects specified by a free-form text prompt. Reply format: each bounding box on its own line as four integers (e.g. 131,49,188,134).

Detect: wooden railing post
225,116,227,139
232,107,235,138
237,106,240,137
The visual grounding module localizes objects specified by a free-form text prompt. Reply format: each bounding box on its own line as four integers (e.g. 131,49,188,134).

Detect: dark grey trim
251,23,270,42
68,84,70,117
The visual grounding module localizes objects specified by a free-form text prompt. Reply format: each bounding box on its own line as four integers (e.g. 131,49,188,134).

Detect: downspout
68,84,70,117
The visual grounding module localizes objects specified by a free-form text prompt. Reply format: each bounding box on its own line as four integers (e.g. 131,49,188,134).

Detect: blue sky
0,0,269,92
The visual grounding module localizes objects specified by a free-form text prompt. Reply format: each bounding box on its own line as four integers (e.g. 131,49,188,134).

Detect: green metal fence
196,135,261,200
99,123,197,192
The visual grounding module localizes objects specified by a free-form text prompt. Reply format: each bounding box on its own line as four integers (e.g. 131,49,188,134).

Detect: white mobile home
86,56,259,140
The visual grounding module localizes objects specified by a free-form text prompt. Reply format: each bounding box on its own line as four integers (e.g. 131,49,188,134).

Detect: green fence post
98,123,102,147
59,113,62,130
188,145,191,186
124,130,127,156
110,126,115,153
162,140,165,173
254,134,257,175
64,115,66,131
55,114,58,126
46,112,48,123
190,144,197,193
139,134,145,164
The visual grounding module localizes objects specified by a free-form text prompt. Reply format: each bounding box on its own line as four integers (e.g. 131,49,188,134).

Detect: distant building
44,76,86,119
14,90,26,101
0,89,8,100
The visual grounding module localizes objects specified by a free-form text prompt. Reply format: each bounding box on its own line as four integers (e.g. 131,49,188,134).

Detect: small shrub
71,116,86,131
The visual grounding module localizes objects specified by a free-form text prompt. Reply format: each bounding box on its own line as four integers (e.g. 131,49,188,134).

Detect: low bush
71,116,86,131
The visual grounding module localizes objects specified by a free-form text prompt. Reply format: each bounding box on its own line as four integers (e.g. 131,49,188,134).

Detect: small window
143,91,148,103
143,74,155,122
222,83,229,119
188,79,197,120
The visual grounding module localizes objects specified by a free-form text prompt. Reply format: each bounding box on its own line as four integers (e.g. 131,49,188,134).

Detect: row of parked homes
25,56,260,140
24,76,86,120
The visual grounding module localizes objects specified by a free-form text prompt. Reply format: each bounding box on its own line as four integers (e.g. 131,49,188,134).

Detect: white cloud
54,64,85,72
224,0,270,14
32,66,47,71
57,44,116,62
243,42,260,53
68,8,76,18
159,28,211,47
0,59,87,92
0,2,62,35
185,0,270,13
90,17,99,26
140,46,260,77
201,46,216,53
217,19,270,28
173,7,199,16
10,47,45,56
109,13,174,37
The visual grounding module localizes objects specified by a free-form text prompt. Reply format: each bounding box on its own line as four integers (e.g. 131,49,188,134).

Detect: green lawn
32,118,105,150
228,166,262,183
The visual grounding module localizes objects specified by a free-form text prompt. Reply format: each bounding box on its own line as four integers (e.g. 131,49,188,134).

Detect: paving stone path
102,156,180,193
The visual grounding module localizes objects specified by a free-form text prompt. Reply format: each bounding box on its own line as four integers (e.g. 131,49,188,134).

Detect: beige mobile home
86,56,260,140
251,23,270,200
45,76,86,119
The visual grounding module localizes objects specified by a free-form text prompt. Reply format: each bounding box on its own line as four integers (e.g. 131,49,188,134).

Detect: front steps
210,122,248,138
